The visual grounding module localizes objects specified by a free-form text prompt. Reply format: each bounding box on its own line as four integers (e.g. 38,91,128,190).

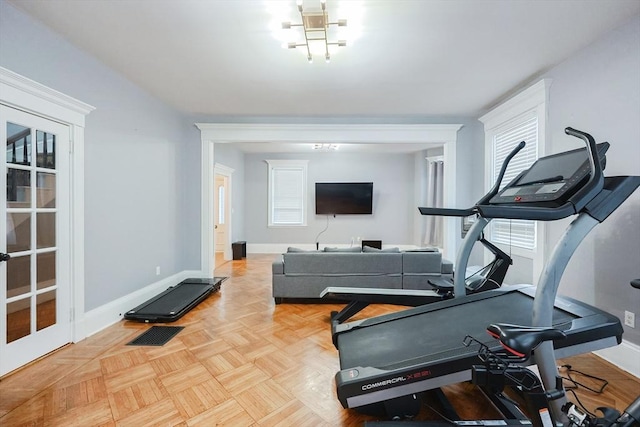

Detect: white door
1,105,71,376
214,174,228,252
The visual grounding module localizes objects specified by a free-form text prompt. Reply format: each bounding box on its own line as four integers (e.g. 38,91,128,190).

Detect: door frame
214,163,234,262
196,123,462,276
0,66,94,344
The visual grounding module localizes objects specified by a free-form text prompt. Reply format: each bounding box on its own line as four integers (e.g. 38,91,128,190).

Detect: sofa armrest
272,258,284,274
441,259,454,275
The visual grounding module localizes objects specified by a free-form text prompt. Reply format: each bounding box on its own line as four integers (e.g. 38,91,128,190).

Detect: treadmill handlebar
477,127,606,221
477,140,526,206
418,141,526,218
418,207,476,217
477,201,576,221
563,127,606,213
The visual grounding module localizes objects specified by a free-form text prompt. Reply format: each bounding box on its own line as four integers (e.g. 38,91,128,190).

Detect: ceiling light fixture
282,0,347,63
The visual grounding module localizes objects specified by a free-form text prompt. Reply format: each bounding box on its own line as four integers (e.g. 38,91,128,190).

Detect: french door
1,105,71,376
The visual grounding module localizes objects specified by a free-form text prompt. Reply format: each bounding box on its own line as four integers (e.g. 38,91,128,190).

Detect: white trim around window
265,159,308,227
479,79,551,283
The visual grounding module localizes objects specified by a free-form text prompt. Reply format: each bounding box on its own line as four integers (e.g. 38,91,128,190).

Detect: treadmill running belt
134,284,211,315
124,278,222,323
338,290,573,370
334,285,622,409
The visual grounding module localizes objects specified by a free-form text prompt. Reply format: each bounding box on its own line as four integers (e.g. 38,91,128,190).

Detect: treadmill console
489,143,608,207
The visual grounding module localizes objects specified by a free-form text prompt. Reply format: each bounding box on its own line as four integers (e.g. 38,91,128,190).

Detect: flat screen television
315,182,373,215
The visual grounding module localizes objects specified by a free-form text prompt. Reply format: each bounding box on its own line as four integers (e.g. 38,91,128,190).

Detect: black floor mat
127,326,185,346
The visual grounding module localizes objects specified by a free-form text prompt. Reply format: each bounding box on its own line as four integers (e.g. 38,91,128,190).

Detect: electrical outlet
624,310,635,328
156,266,161,276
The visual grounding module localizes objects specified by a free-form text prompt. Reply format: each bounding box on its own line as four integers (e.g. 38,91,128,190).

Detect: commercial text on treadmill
361,369,432,391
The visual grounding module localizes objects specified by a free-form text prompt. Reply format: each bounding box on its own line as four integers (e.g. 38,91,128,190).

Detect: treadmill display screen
516,148,588,186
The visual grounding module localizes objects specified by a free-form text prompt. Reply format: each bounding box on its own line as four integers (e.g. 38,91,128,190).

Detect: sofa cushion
362,246,401,253
283,252,402,275
323,246,362,253
402,251,443,274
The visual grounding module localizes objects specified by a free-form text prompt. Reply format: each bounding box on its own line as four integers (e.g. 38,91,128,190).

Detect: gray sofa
272,248,454,302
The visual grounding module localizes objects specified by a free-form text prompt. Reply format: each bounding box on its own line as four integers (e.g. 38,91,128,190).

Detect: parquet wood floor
1,254,638,426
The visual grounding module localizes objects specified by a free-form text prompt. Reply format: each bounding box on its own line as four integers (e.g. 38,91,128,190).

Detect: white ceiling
9,0,640,153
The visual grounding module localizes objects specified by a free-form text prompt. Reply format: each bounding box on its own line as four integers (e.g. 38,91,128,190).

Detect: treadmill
321,142,522,327
333,128,640,422
124,277,223,323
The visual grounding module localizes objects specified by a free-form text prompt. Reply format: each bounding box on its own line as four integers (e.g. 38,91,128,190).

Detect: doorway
213,163,233,269
197,124,462,276
214,173,228,268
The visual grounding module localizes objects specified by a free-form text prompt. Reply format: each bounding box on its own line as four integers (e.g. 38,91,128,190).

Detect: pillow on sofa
403,247,439,252
363,246,401,253
287,247,319,253
323,246,362,253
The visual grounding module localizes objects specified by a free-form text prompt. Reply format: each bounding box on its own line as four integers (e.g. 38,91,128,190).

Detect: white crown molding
195,123,463,144
479,79,552,130
0,66,95,126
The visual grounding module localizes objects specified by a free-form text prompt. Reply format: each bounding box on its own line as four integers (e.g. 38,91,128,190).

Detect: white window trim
265,159,309,227
479,79,551,283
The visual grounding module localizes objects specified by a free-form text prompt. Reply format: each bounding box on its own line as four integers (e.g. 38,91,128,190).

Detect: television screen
315,182,373,215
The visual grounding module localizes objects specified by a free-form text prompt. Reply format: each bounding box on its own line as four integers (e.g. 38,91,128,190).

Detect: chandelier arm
297,3,313,61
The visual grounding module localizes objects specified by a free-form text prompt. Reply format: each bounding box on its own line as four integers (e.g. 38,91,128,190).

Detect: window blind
492,116,538,250
271,167,304,225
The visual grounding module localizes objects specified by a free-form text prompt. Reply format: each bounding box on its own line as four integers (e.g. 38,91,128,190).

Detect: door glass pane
7,212,31,253
6,123,31,166
37,212,55,249
7,298,31,343
7,169,31,208
218,186,225,224
37,252,56,290
36,130,55,169
7,255,31,298
36,172,56,208
37,291,56,331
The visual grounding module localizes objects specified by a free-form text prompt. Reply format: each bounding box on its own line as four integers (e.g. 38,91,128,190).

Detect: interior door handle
0,253,10,262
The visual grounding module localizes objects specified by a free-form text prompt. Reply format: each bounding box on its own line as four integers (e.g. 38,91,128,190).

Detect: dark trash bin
232,241,246,260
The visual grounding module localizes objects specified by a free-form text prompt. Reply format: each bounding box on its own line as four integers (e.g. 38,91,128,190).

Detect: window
266,159,308,226
480,79,550,258
491,115,538,249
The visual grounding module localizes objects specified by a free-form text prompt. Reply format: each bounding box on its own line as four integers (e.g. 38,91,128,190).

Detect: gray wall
244,152,416,247
0,0,201,311
540,15,640,344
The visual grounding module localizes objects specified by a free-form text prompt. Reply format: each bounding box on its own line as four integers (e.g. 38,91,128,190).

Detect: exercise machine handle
478,128,606,221
419,141,526,218
477,140,526,206
564,127,605,213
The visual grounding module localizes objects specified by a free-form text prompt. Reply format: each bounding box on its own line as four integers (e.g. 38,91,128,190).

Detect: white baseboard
80,270,202,338
594,339,640,379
